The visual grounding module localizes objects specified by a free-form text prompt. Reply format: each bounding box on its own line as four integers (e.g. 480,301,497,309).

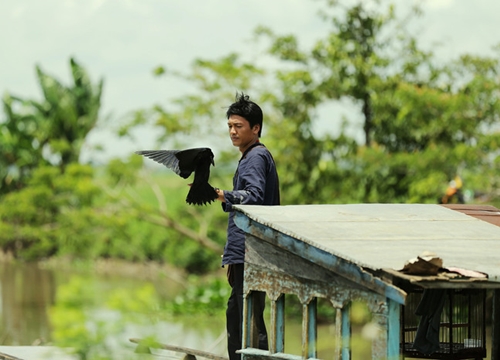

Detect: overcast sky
1,0,499,162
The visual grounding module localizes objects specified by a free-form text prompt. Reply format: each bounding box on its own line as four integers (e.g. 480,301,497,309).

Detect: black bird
135,148,218,206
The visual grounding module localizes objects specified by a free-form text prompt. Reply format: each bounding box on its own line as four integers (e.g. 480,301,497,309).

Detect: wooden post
493,289,500,360
341,302,352,360
308,298,318,359
270,294,285,354
387,298,401,360
335,308,342,360
302,298,317,359
242,292,253,350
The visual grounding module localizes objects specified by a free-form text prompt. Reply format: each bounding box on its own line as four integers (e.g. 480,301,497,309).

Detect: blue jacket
221,143,280,265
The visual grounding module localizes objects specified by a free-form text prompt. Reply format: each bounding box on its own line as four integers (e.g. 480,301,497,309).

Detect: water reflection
0,261,223,351
0,261,365,358
0,262,54,345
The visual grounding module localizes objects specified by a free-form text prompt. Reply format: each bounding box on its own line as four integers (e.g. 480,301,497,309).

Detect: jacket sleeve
223,152,267,212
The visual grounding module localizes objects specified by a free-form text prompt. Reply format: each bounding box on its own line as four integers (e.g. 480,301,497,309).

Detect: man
215,93,280,360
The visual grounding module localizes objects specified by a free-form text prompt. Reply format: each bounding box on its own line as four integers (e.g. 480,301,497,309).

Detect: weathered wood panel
237,219,406,304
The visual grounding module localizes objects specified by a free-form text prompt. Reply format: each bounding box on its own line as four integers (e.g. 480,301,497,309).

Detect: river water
0,261,230,358
0,261,385,359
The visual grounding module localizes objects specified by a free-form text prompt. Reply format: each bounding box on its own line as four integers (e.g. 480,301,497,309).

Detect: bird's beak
211,158,215,166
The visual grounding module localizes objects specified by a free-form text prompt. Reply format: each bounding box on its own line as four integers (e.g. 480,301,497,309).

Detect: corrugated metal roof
234,204,500,283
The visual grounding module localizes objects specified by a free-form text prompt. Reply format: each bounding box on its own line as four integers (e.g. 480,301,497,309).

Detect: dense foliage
0,60,227,272
0,159,227,272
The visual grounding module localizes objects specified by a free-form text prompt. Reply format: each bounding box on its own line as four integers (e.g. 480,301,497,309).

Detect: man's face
227,115,260,150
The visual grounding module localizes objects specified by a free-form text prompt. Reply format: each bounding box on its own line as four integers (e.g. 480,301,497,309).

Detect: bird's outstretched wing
136,148,218,205
135,149,183,178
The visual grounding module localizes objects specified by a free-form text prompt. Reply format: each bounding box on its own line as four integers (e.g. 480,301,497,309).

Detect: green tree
0,58,103,194
0,156,226,273
0,163,109,259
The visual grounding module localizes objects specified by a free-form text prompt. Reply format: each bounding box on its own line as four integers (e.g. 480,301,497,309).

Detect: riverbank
40,257,189,283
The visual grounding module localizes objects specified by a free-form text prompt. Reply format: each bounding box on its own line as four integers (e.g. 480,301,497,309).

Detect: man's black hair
226,92,263,137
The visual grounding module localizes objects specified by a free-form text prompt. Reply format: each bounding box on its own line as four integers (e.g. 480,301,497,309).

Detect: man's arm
216,151,268,210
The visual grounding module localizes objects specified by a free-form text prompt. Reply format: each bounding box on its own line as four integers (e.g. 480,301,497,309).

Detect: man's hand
215,188,225,202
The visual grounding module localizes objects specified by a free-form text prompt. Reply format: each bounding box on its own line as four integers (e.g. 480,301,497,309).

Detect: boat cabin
233,204,500,360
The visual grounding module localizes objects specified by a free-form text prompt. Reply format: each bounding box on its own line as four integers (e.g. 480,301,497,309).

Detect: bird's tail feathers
186,182,218,206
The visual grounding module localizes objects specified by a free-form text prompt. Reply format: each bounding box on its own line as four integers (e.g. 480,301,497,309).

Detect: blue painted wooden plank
243,293,253,350
341,302,351,360
269,296,285,354
276,295,285,353
307,298,317,359
386,298,400,360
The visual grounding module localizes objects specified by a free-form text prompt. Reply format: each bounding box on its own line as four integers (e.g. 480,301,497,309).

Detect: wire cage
401,288,487,360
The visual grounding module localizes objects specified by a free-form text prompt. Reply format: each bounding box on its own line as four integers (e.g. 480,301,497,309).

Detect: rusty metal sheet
234,204,500,284
441,203,500,227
